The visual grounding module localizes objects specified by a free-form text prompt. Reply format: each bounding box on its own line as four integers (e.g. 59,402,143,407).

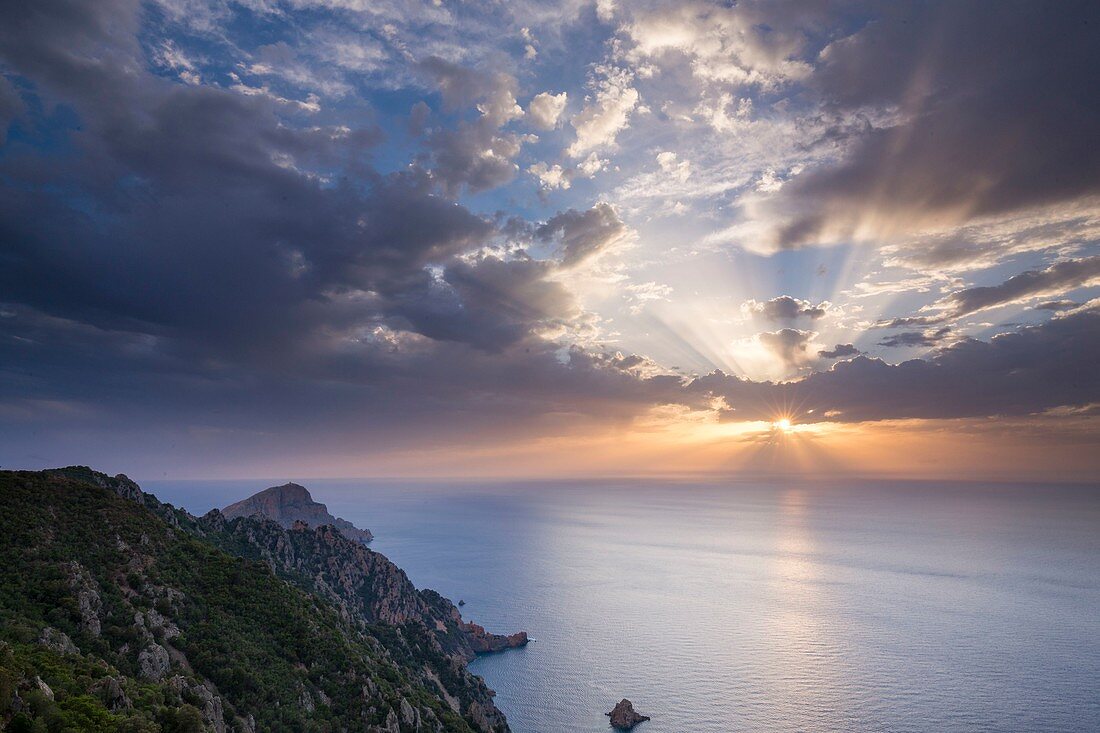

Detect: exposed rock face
137,642,171,681
63,561,103,636
96,676,132,711
204,512,526,665
463,623,529,654
222,482,373,544
38,626,79,655
607,699,650,730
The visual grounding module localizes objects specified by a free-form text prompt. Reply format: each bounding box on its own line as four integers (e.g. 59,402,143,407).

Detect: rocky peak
222,481,373,544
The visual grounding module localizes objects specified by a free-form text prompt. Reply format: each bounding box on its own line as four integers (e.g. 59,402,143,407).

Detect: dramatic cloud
697,308,1100,423
765,1,1100,249
623,1,812,88
1,0,1098,476
937,257,1100,319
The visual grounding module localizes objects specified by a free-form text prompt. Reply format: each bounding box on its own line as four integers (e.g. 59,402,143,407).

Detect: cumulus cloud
536,203,630,268
417,56,528,194
527,91,567,130
757,328,816,371
938,257,1100,319
2,0,1099,474
742,296,828,323
623,1,812,88
529,162,571,190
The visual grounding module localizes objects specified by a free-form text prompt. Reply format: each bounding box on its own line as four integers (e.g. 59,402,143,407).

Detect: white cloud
529,162,570,190
527,91,568,130
577,152,608,177
623,2,812,89
656,151,691,183
567,68,638,157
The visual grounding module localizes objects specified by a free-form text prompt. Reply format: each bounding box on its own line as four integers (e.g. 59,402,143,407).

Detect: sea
144,477,1100,733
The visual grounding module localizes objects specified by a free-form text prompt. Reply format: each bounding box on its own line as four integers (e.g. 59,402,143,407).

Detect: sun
773,418,793,433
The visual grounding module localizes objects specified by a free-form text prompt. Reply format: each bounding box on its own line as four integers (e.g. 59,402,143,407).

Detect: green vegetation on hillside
0,470,502,732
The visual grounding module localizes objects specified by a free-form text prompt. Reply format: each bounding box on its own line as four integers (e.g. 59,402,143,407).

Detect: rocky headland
3,466,528,732
222,480,374,544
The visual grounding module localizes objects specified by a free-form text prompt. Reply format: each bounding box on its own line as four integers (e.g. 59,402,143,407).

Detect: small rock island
607,698,650,729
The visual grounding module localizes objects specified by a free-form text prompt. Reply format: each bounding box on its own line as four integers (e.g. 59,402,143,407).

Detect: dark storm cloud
770,1,1100,248
818,343,859,359
744,295,827,322
379,255,579,352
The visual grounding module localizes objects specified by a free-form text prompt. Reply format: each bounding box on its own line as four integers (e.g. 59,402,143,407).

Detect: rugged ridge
199,510,529,661
2,467,525,732
222,481,374,544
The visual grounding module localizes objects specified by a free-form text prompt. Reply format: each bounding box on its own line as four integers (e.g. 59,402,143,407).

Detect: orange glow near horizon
163,407,1100,483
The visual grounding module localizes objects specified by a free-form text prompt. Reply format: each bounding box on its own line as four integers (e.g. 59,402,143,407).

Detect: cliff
1,467,524,732
200,512,527,662
222,481,374,544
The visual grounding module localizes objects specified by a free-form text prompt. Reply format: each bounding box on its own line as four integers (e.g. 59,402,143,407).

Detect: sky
1,0,1098,481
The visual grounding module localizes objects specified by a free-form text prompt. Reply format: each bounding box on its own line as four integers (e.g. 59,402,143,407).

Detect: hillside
0,469,519,732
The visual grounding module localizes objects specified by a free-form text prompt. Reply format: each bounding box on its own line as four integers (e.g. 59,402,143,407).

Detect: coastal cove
148,478,1100,733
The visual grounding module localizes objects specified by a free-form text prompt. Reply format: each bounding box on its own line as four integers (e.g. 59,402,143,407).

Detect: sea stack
607,699,650,729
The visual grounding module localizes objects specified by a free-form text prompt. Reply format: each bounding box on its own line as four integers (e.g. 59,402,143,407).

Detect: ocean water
145,478,1100,733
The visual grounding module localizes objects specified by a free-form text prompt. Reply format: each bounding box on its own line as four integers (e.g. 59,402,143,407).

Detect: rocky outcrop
137,643,171,681
167,676,227,733
94,677,132,711
222,482,373,544
462,623,529,654
203,513,526,664
38,627,79,655
63,561,103,637
607,699,650,730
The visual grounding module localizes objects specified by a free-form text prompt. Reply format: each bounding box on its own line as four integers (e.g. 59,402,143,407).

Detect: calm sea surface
145,478,1100,733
